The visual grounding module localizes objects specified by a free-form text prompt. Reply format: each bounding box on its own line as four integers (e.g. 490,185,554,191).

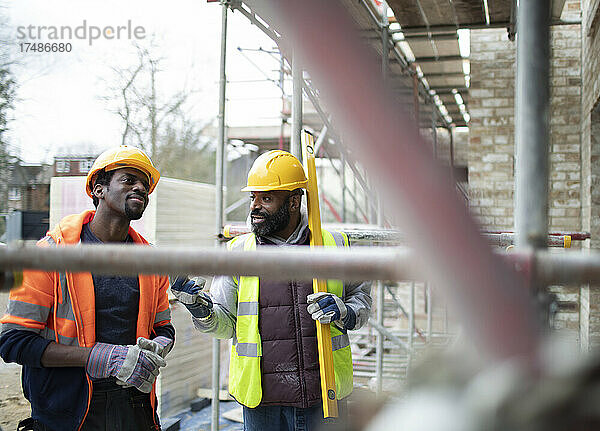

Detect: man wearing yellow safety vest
172,150,371,431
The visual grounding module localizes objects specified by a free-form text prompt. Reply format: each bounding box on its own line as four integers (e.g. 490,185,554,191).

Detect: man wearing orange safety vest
0,146,174,431
172,150,371,431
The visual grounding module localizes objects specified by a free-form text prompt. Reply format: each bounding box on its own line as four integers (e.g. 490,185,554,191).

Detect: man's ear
93,183,105,201
289,193,301,212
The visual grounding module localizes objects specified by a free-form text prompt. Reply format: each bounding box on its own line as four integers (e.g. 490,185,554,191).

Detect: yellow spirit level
301,130,338,418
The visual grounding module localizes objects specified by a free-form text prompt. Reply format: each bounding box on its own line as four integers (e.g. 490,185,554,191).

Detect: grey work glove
86,342,166,393
137,336,174,359
170,276,213,318
307,292,347,326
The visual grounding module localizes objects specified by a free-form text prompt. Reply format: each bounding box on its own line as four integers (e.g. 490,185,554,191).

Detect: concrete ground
0,292,31,431
0,360,29,431
166,401,243,431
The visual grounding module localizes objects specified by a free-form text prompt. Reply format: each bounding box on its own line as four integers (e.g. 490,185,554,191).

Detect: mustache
127,193,147,202
250,209,269,217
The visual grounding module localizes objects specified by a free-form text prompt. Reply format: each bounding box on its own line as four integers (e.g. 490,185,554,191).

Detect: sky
5,0,284,164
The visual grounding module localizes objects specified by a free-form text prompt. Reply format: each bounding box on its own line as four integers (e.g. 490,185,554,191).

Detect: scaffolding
178,0,593,427
1,0,597,429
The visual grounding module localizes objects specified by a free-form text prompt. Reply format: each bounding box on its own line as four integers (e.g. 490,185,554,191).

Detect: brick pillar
548,25,582,338
469,29,515,230
580,0,600,351
470,25,582,340
580,105,600,350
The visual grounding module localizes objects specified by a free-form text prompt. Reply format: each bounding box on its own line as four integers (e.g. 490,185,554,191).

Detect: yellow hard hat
242,150,308,192
85,146,160,197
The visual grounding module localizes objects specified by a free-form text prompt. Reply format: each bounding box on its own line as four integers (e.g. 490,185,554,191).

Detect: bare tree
104,43,189,160
0,3,17,235
155,114,216,183
104,41,217,183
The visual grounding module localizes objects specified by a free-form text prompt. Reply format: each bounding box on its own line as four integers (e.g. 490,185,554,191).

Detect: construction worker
172,150,371,431
0,146,174,431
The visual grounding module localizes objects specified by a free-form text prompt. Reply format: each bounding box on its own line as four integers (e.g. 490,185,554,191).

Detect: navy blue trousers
243,400,348,431
81,381,160,431
19,382,159,431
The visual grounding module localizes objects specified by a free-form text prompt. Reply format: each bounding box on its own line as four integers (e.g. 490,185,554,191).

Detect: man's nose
132,180,148,196
250,199,260,212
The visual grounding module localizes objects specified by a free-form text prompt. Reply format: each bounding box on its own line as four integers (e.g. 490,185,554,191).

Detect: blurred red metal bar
242,0,541,365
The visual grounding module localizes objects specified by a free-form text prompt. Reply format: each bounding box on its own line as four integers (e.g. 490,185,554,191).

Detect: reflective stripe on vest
4,300,50,324
332,333,350,351
40,327,79,346
154,308,172,324
57,272,76,322
228,230,354,408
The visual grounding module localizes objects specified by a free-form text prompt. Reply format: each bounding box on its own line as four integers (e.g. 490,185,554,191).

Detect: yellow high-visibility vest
227,230,354,408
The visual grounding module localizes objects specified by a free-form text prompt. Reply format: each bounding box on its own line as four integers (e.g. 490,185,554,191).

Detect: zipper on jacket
291,280,308,408
77,376,93,431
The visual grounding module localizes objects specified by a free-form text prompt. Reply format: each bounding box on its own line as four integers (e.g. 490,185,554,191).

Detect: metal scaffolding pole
426,283,433,341
449,127,455,173
291,52,302,159
408,281,415,370
375,264,385,394
221,225,579,247
432,111,438,159
341,151,347,223
353,171,359,223
4,245,600,286
374,202,385,393
514,0,550,250
375,3,388,395
213,3,228,429
413,68,420,125
313,124,328,156
279,54,286,150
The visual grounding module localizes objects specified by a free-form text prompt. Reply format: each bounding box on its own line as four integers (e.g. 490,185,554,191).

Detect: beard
251,197,291,237
124,200,146,220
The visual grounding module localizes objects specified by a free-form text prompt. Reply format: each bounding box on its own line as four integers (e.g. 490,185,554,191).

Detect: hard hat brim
241,180,308,192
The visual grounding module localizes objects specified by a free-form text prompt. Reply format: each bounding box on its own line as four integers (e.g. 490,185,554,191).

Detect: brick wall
468,29,516,230
549,26,583,232
581,0,600,351
469,25,582,339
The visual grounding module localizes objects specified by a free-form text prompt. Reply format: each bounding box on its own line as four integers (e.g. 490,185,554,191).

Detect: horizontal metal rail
1,244,600,286
0,243,413,281
399,19,580,35
221,224,585,247
487,231,590,241
535,252,600,285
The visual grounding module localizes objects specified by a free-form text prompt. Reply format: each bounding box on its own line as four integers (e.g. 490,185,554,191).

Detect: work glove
170,276,213,318
137,336,174,359
307,292,347,327
86,342,166,393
